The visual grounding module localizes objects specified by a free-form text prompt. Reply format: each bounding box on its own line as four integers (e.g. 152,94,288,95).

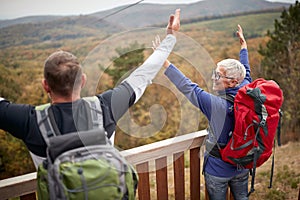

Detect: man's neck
50,94,81,104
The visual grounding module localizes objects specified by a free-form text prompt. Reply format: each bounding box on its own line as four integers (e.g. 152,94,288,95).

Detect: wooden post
136,162,151,200
155,157,168,200
173,152,185,200
190,147,201,200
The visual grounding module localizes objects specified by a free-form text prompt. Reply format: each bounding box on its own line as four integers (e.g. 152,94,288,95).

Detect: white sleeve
0,97,5,102
123,34,176,103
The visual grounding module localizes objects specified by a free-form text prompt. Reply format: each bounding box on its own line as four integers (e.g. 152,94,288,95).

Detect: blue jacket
165,48,252,178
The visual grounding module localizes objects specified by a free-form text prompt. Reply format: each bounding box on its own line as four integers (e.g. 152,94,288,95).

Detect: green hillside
184,12,279,36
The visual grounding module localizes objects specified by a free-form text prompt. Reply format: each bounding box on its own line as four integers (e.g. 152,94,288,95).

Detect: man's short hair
217,59,246,84
44,50,82,97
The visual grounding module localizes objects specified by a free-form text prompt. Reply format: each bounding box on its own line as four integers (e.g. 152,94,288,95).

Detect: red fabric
221,78,283,169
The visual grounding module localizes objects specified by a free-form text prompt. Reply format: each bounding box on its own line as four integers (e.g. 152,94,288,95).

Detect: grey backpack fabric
35,97,138,200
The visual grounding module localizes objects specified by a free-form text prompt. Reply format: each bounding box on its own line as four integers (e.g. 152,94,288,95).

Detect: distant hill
90,0,290,28
0,0,290,28
0,15,63,29
0,0,292,48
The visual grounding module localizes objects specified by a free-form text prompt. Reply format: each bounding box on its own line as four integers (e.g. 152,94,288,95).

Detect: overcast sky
0,0,297,20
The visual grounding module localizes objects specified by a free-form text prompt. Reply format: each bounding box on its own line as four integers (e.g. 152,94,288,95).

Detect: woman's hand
237,24,247,49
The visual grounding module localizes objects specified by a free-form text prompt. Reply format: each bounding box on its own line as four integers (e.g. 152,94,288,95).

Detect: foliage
105,41,145,85
0,65,21,102
1,11,298,179
0,131,35,179
258,1,300,141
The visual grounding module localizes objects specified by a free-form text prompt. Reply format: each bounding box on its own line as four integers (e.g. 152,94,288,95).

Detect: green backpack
35,96,138,200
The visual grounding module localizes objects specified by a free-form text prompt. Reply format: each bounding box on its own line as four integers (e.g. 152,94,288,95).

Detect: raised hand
236,24,247,49
167,9,181,34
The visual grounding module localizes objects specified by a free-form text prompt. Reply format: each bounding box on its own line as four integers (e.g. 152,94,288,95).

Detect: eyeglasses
212,70,235,81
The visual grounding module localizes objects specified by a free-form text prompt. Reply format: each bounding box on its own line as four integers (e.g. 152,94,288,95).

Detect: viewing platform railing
0,130,238,200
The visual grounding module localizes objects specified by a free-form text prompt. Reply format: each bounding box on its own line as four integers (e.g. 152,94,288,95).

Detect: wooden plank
155,157,168,200
20,192,37,200
121,130,207,165
173,152,185,200
136,162,151,200
190,147,200,200
0,172,37,200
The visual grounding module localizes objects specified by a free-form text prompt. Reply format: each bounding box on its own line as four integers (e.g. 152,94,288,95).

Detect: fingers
167,14,175,34
155,35,161,45
173,9,181,31
174,9,181,24
237,24,243,34
152,35,161,51
151,41,156,51
236,24,247,49
167,9,180,34
168,14,175,28
236,24,244,38
237,24,242,32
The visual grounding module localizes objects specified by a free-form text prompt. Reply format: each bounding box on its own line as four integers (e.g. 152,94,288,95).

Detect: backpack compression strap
36,104,56,146
36,96,105,146
82,96,104,130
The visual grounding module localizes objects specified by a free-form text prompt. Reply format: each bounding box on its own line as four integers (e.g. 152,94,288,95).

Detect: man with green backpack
0,9,181,199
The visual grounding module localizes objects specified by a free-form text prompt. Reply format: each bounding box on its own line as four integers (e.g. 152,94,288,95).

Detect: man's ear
42,79,50,93
81,73,87,88
229,79,239,88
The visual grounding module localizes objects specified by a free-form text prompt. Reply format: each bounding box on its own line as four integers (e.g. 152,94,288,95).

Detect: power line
96,0,144,22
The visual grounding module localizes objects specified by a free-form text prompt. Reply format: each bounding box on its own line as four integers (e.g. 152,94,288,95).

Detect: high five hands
152,9,180,68
167,9,181,34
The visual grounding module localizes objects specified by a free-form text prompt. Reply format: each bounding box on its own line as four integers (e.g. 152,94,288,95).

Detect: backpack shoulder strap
83,96,104,130
219,94,235,104
35,104,57,147
36,97,105,146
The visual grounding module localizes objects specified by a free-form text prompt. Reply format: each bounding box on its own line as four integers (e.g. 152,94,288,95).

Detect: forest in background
0,5,299,183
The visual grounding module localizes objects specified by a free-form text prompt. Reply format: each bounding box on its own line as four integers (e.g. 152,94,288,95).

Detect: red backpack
220,78,283,195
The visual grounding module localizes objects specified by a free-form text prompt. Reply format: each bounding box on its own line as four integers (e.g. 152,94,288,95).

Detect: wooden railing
0,130,213,200
123,130,207,200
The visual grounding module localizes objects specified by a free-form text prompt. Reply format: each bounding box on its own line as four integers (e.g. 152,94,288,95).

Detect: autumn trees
259,1,300,141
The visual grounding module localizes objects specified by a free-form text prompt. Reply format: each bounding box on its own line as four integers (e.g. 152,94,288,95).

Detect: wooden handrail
0,130,208,200
0,172,37,199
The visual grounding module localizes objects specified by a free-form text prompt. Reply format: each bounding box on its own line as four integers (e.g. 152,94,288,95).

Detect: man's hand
237,24,247,49
167,9,180,34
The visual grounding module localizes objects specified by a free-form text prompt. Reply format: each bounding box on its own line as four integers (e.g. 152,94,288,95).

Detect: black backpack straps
277,109,283,146
36,97,105,146
248,146,260,197
83,96,104,131
35,104,57,146
47,107,61,136
268,140,276,189
219,94,235,103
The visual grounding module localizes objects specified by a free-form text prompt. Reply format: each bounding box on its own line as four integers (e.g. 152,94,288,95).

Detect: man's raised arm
124,9,180,103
